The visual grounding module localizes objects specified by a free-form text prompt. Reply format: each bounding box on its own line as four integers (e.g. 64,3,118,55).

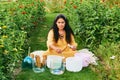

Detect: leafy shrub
0,0,45,79
11,0,45,32
44,0,65,13
65,0,120,48
65,0,120,79
92,41,120,80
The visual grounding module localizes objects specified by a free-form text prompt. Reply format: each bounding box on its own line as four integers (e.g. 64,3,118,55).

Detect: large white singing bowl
47,55,65,75
66,57,82,72
47,55,63,69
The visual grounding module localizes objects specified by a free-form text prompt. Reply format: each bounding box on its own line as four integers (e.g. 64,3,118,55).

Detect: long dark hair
49,14,74,43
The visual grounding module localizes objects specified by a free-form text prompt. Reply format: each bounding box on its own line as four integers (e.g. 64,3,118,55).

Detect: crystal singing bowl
66,57,82,72
47,55,65,75
32,59,45,73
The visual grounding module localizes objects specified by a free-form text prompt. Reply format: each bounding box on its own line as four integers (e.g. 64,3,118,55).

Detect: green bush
65,0,120,48
44,0,65,13
0,0,45,79
11,0,45,32
92,41,120,80
65,0,120,79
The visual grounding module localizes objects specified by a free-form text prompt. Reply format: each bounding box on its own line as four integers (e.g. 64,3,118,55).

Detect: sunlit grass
16,67,100,80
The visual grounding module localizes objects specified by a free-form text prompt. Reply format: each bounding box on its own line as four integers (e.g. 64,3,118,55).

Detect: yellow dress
44,29,78,58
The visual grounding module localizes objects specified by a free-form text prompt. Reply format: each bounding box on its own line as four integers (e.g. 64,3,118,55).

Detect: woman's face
56,18,65,30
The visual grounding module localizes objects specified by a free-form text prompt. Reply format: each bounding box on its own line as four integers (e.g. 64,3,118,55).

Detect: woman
44,14,77,58
30,14,97,68
30,14,78,67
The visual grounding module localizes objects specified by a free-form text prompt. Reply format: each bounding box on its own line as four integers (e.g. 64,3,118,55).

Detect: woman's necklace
59,34,64,39
59,30,65,39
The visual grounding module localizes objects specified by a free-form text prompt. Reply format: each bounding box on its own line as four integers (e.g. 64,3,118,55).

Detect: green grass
16,13,100,80
16,67,99,80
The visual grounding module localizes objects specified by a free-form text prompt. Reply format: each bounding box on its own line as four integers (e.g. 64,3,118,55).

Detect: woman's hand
54,47,62,53
49,44,62,53
71,46,77,51
68,44,77,51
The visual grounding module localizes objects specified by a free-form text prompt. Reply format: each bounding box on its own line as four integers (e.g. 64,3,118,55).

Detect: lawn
16,13,100,80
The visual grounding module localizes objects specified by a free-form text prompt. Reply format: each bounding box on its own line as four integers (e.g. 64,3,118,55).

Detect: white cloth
74,49,98,67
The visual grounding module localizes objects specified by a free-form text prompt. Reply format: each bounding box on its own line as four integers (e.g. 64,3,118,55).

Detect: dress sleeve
46,29,55,48
71,34,78,47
